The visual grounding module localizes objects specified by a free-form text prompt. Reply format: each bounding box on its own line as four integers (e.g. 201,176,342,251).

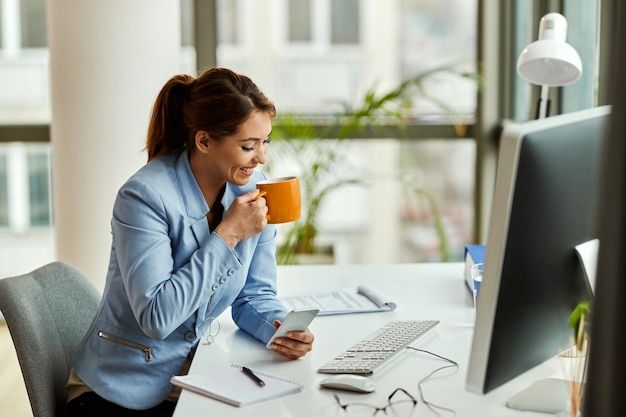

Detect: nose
254,146,266,165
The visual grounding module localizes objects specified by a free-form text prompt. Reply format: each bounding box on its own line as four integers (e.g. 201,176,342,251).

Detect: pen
242,366,265,387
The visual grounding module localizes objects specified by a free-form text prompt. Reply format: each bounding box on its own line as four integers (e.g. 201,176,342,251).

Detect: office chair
0,261,100,417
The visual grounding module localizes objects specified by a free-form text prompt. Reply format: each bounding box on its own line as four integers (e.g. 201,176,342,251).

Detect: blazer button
219,276,227,284
211,284,219,291
227,268,235,276
184,331,195,342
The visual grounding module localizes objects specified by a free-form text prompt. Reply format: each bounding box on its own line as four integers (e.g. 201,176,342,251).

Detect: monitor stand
506,378,569,413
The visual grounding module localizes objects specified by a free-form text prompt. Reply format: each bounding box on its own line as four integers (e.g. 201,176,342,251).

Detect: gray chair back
0,261,100,417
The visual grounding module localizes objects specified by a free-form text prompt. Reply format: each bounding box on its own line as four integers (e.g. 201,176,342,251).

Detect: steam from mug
255,176,301,224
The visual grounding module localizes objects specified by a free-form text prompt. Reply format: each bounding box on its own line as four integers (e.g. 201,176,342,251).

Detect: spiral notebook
170,364,303,407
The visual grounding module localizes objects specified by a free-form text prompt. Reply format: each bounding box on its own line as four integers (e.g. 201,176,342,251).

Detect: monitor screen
466,106,610,394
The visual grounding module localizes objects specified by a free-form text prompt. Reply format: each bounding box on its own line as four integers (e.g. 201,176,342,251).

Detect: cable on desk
407,347,459,417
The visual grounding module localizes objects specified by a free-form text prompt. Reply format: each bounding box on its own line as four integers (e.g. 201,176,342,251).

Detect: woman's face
198,110,273,187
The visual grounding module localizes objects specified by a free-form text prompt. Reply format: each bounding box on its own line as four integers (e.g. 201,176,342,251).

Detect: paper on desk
279,285,397,315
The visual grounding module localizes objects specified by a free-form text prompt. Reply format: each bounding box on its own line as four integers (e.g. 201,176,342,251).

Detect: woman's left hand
268,320,314,359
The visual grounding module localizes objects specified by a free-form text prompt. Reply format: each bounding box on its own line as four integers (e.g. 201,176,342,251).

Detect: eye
242,138,271,152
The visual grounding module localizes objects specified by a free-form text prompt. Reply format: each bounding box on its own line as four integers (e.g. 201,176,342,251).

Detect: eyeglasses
334,387,417,416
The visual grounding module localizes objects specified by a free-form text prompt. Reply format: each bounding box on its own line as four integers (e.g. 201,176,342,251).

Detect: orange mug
255,176,301,224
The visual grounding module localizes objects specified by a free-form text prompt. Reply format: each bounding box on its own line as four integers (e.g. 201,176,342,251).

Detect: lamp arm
536,85,550,119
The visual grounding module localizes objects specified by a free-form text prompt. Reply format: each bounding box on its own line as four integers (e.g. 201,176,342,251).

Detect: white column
47,0,181,290
361,0,402,263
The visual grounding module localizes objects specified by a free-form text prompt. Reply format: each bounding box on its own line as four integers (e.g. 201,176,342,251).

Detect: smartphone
266,308,319,348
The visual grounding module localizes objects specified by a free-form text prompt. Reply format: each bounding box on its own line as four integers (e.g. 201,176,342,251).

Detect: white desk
173,263,563,416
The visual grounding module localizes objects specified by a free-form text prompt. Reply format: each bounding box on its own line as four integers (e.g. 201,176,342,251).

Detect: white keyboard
318,320,439,375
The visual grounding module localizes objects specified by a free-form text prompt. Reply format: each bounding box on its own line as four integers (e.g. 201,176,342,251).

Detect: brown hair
145,67,276,161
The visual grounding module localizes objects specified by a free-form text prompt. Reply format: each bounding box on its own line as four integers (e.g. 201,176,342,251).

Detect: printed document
279,285,397,316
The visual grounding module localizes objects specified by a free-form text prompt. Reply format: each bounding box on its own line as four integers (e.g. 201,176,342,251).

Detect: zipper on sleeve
98,331,153,362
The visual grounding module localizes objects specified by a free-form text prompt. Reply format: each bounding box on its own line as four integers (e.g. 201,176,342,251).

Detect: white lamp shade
516,13,583,87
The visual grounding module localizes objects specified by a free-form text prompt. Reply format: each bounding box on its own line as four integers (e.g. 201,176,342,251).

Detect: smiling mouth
241,167,254,172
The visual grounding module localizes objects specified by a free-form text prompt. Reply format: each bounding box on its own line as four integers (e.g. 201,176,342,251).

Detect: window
20,0,46,48
400,0,478,117
0,143,51,230
561,1,600,113
27,149,50,226
216,1,477,116
0,154,7,226
287,0,311,42
217,0,240,44
285,0,360,45
331,0,359,44
398,139,476,262
180,0,195,47
216,0,478,263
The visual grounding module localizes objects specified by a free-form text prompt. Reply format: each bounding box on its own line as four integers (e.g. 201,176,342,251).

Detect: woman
65,68,314,416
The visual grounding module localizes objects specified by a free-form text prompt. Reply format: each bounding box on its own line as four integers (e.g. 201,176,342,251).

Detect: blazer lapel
173,151,211,248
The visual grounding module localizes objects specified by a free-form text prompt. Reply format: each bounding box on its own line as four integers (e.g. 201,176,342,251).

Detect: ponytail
146,74,195,161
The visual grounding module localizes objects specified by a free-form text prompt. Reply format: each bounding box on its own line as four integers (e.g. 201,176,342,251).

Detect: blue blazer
72,150,289,409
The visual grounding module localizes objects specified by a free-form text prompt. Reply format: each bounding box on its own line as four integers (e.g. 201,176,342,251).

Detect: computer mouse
319,374,377,393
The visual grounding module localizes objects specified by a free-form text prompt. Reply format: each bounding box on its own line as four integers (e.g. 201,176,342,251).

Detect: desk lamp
517,12,582,119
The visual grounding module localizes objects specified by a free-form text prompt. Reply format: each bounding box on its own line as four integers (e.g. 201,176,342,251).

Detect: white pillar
47,0,181,290
362,0,401,263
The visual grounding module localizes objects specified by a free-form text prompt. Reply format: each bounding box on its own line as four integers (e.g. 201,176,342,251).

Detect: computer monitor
466,105,610,394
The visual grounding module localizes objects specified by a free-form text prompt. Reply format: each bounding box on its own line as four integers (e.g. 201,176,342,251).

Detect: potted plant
267,63,478,265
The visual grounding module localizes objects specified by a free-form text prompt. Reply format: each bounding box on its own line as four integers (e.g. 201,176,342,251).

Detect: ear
194,130,212,154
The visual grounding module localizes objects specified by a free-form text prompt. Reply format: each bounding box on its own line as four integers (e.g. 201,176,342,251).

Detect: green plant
266,137,361,264
569,301,592,351
267,116,361,265
564,301,592,416
267,63,478,264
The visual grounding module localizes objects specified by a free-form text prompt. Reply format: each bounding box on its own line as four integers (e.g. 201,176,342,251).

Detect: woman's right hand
214,190,268,248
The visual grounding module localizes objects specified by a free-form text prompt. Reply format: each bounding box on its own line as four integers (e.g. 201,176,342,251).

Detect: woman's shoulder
123,152,182,186
115,152,188,206
141,151,180,174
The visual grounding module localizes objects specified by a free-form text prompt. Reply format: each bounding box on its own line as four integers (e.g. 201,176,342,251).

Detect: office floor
0,322,31,417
